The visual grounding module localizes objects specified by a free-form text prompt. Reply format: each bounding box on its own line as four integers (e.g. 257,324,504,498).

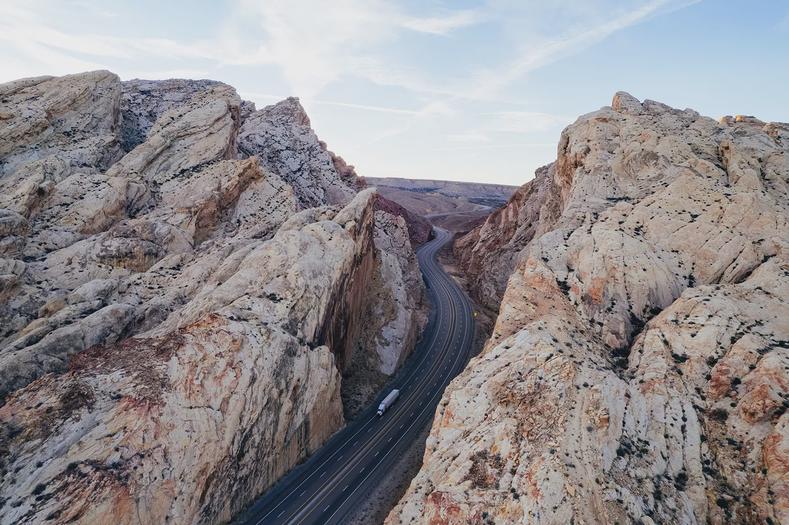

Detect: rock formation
340,197,428,417
375,195,433,246
454,166,561,311
368,208,427,375
239,97,356,208
119,78,228,152
390,93,788,524
0,71,425,524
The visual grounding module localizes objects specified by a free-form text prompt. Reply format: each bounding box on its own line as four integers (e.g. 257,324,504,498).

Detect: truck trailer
377,389,400,416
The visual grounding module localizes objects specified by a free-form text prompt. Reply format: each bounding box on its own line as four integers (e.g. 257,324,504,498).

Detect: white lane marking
343,485,349,492
299,490,306,498
374,450,380,457
319,470,326,478
277,510,286,518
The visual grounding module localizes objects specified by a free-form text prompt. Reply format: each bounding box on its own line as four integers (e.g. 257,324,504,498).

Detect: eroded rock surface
390,93,788,524
239,97,357,208
0,71,425,524
0,191,379,524
455,165,561,311
119,78,227,152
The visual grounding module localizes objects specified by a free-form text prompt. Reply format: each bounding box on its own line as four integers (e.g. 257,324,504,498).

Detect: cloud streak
0,0,708,185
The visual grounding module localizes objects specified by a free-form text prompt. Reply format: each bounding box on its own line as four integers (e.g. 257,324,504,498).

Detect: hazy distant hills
365,176,518,232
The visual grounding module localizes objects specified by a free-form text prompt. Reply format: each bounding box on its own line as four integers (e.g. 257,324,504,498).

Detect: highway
233,227,476,525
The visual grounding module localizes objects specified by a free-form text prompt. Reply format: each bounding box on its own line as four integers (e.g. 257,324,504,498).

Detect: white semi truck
377,389,400,416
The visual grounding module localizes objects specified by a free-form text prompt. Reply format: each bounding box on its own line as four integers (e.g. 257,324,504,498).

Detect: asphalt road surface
233,227,475,525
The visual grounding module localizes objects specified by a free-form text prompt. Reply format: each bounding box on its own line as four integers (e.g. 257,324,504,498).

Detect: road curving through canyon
233,227,476,525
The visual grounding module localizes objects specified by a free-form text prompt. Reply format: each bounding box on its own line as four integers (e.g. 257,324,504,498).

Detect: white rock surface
0,70,425,524
239,97,357,208
0,191,380,524
390,93,788,525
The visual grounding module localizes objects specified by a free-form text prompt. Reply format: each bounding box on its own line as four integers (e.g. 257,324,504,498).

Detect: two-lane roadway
233,227,475,525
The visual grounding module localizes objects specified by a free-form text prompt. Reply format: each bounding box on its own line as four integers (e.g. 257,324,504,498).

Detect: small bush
709,408,729,422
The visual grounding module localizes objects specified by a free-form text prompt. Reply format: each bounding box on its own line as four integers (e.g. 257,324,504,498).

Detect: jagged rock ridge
0,71,425,524
390,93,788,524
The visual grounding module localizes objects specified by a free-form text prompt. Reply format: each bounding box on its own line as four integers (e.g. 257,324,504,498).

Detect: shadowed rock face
455,164,562,311
0,71,425,524
390,93,788,525
375,195,433,246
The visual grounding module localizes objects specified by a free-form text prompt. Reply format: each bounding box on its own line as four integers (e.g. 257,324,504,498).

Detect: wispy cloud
462,0,701,101
0,0,710,185
0,0,694,102
447,132,493,143
400,10,484,36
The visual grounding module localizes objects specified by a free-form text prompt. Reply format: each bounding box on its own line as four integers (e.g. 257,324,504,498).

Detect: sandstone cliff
341,198,429,417
390,93,788,524
0,71,424,524
375,195,433,246
454,166,561,311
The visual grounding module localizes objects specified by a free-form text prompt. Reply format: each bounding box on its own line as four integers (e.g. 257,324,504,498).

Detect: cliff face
0,71,424,524
389,93,788,524
454,165,562,311
375,195,433,246
341,200,429,417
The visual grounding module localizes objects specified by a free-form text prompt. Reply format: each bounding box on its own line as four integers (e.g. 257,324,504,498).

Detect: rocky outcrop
0,74,292,399
376,195,432,246
454,166,562,310
0,190,381,524
238,97,357,208
119,78,226,152
389,93,788,524
341,204,428,417
369,209,427,374
0,71,426,524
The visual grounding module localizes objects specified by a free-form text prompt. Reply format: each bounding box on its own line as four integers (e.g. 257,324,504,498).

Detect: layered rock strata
390,93,788,524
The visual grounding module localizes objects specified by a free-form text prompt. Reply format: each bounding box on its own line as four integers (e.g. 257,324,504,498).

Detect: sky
1,0,787,186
